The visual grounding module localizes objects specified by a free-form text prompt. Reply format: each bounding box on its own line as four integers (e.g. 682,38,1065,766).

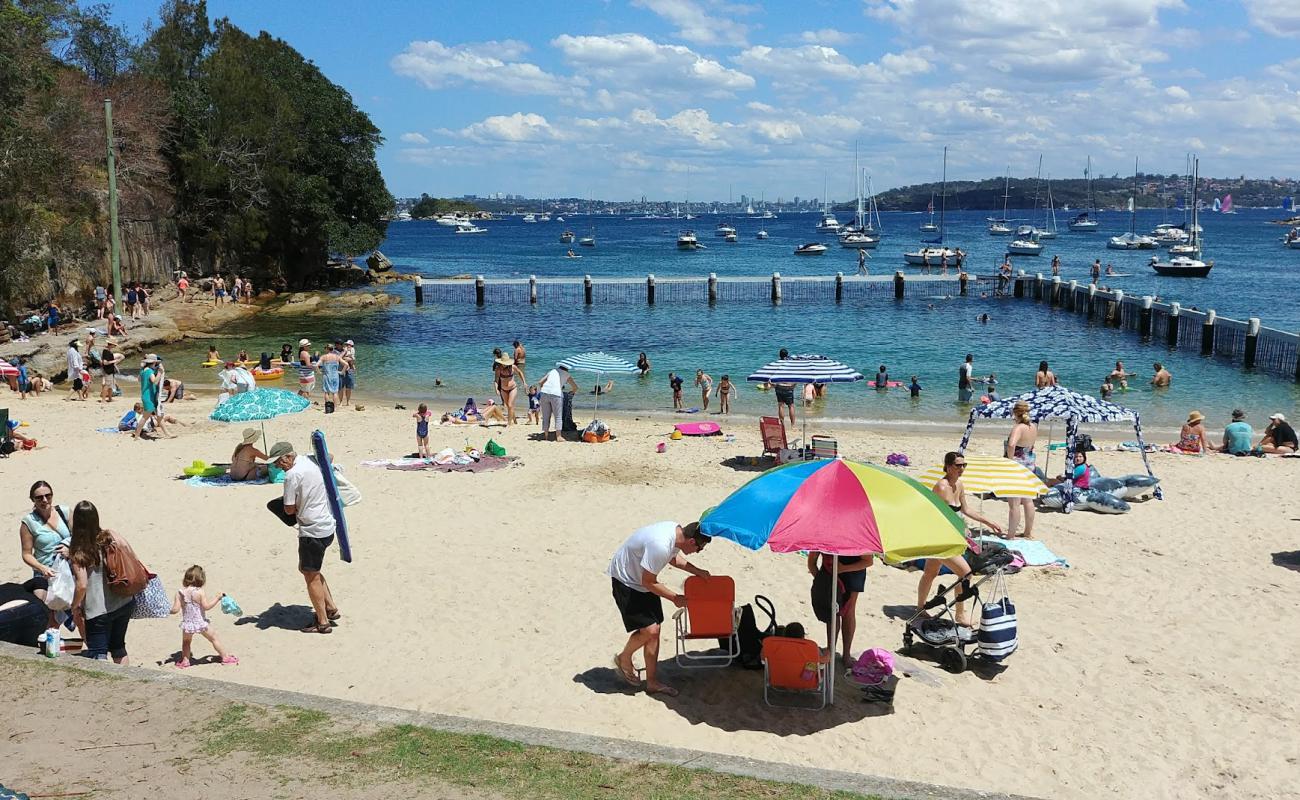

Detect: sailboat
919,194,939,232
1212,197,1222,212
815,175,841,233
1069,156,1101,231
988,169,1013,235
904,146,961,266
1039,178,1059,239
1221,194,1236,214
1152,157,1212,276
839,146,880,248
1108,158,1158,250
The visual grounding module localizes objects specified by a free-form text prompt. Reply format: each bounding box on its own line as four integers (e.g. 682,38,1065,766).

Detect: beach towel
1116,441,1158,453
96,427,123,434
674,421,722,436
977,536,1069,568
675,407,700,414
184,474,270,488
362,455,516,473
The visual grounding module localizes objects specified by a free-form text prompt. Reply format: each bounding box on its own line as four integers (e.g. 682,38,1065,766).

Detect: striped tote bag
977,572,1018,661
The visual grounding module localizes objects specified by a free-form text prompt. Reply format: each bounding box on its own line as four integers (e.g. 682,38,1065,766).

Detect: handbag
131,575,170,619
44,558,75,612
977,571,1018,661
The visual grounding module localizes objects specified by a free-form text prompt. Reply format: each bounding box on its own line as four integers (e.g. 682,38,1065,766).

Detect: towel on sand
184,474,270,488
977,536,1069,568
362,456,516,473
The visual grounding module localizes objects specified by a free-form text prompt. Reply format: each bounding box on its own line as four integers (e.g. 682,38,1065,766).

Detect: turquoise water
154,209,1300,429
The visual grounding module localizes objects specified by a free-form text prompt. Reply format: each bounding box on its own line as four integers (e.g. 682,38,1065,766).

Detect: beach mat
977,536,1069,568
673,421,722,436
363,456,516,473
185,474,270,488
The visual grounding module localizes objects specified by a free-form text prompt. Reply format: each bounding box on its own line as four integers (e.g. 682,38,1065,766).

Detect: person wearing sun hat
230,427,269,481
295,338,317,398
1220,409,1253,455
134,354,172,439
1260,413,1298,454
1172,410,1213,453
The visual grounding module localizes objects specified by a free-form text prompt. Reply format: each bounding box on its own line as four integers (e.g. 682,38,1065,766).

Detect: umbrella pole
1044,421,1054,478
829,554,839,704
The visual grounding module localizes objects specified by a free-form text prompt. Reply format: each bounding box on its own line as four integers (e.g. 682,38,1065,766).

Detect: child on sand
414,403,432,457
715,374,735,414
526,385,540,425
169,565,237,668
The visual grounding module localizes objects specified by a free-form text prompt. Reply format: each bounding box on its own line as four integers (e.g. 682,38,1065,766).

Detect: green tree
64,2,135,86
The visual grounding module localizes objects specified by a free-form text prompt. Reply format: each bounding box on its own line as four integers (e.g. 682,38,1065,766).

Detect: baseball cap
267,441,295,460
1270,413,1286,422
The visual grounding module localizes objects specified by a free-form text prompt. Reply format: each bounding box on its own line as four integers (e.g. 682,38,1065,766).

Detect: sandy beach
3,387,1299,799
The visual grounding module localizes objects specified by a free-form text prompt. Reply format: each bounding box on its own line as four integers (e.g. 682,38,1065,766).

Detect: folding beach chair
809,435,838,460
760,637,827,710
759,416,786,458
673,575,738,668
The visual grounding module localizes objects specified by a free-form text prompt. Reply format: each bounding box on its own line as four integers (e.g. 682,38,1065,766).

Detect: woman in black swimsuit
919,452,1003,627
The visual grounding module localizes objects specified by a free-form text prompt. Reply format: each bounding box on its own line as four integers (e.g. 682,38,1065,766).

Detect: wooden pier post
1013,270,1025,298
1166,303,1181,348
1244,317,1260,369
413,275,424,305
893,271,904,300
528,275,537,305
959,272,968,296
647,273,655,306
707,272,717,305
474,275,484,307
1086,284,1097,318
1201,309,1216,355
1139,296,1153,338
771,272,782,305
1050,276,1062,306
1035,272,1045,301
1068,280,1078,311
1110,290,1124,327
835,272,843,304
584,274,593,306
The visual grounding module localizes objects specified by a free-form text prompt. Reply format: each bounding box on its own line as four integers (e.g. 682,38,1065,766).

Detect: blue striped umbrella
557,352,639,414
747,354,863,444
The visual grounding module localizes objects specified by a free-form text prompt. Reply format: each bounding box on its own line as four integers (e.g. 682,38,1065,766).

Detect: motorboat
454,223,487,234
755,229,769,240
987,221,1013,235
677,231,701,250
1015,224,1036,237
715,223,736,237
815,213,841,233
1284,228,1300,249
1007,238,1043,256
1155,226,1189,245
1150,255,1213,277
724,232,737,242
559,231,575,243
539,213,551,222
395,210,412,222
1069,156,1101,230
578,235,595,247
436,214,464,226
522,214,537,223
760,210,776,219
1169,241,1202,257
903,246,959,266
839,232,879,249
795,242,827,255
1108,232,1157,250
555,216,565,222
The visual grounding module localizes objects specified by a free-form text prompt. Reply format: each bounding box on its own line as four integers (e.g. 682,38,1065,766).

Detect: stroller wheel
902,630,913,652
939,647,967,674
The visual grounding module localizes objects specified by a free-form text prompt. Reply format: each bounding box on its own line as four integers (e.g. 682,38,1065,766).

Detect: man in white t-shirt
268,441,340,634
66,340,85,400
534,363,577,441
607,520,711,697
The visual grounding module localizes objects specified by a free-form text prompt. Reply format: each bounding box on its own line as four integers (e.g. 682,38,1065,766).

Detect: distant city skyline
107,1,1300,201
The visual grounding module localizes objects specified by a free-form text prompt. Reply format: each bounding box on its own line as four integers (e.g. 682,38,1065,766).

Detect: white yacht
815,213,841,233
436,214,463,226
795,242,828,255
1109,159,1157,250
677,231,701,250
1284,228,1300,249
840,232,879,249
920,195,939,232
522,214,537,223
1007,237,1043,256
905,146,962,267
454,222,487,234
578,235,595,247
715,223,736,237
755,229,769,240
395,210,412,222
988,170,1013,235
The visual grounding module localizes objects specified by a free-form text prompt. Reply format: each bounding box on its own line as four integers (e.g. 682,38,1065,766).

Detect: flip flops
612,655,640,687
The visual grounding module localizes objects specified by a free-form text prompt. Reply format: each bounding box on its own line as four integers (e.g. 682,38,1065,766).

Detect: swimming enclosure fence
408,271,1300,382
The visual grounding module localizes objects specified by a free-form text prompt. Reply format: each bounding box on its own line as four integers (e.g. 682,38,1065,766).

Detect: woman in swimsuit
1035,360,1057,388
493,353,525,426
921,452,1002,627
1005,401,1038,538
230,428,268,481
1171,410,1213,453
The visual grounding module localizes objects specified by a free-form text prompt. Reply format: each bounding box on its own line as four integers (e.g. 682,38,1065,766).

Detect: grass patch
0,653,124,685
204,703,888,800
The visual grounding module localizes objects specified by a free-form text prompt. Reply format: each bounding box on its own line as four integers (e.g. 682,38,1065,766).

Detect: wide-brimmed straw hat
298,338,311,347
494,356,515,366
1186,410,1204,424
241,428,260,445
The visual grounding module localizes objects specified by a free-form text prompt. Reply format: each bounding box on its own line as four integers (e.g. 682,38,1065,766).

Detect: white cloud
459,112,559,142
552,33,755,95
1164,85,1190,99
734,45,931,87
631,0,750,46
799,28,855,45
1242,0,1300,37
391,39,574,96
399,132,429,144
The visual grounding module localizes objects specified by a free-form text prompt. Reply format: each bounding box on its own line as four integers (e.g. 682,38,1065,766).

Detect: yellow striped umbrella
917,455,1047,498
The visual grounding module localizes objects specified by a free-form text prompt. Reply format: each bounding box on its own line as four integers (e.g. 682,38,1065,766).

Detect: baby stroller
902,542,1015,673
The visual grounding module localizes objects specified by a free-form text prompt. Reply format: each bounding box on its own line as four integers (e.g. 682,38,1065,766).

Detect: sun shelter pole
958,407,979,454
829,554,839,704
1132,411,1161,499
1043,421,1055,478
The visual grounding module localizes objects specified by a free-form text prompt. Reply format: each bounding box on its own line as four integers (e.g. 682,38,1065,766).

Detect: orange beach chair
672,575,738,668
760,637,828,709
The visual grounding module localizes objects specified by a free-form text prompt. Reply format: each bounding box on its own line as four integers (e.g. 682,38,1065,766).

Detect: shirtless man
1150,362,1172,387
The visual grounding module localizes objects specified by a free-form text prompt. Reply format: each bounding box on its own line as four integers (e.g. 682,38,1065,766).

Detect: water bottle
41,628,60,658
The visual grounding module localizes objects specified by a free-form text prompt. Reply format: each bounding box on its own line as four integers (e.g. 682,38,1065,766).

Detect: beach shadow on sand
719,456,771,473
1271,551,1300,573
574,662,894,733
234,602,317,631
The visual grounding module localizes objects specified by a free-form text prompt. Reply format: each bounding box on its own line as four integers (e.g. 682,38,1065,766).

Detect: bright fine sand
4,392,1299,799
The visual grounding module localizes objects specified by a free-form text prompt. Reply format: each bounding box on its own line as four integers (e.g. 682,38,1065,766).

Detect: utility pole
104,99,123,310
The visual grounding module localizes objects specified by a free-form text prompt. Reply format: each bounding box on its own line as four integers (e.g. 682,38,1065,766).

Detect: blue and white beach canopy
209,388,310,422
747,354,865,385
557,352,640,375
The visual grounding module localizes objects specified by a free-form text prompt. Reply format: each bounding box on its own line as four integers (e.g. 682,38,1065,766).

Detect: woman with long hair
1004,401,1039,538
492,350,524,426
918,452,1004,627
1035,360,1057,388
68,501,136,663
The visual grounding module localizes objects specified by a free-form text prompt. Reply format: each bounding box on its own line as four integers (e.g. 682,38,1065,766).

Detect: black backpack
811,568,848,624
720,594,775,669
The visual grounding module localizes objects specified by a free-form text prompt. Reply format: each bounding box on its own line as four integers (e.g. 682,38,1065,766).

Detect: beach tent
209,388,309,422
557,351,639,415
746,354,864,445
957,385,1160,503
701,458,966,703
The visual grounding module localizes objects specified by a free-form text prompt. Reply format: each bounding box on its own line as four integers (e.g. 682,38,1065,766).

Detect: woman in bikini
493,352,525,426
919,452,1002,628
1004,401,1038,537
1170,410,1213,453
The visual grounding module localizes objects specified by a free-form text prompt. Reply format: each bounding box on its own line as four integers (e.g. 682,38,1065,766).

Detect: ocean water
154,209,1300,430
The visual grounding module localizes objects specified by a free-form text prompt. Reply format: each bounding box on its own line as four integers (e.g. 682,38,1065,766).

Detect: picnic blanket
362,455,516,473
184,474,270,488
977,536,1069,568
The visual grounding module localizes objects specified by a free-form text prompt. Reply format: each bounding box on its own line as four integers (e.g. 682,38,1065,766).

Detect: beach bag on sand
484,439,506,457
721,595,775,669
44,558,75,612
102,533,150,597
131,575,170,619
977,572,1017,661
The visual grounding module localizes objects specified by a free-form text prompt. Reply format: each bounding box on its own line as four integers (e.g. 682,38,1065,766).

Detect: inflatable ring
201,360,221,367
251,367,284,380
182,460,227,478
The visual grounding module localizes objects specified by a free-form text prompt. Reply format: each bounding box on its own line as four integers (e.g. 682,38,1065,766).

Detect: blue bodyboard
311,429,352,563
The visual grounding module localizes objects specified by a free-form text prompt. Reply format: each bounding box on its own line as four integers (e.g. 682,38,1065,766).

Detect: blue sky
106,0,1300,202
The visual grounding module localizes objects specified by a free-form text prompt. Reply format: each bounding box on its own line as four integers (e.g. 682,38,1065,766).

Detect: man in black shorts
268,441,341,634
773,348,796,431
607,521,711,697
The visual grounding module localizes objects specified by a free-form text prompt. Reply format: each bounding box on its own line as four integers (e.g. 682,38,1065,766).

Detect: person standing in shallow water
957,353,974,403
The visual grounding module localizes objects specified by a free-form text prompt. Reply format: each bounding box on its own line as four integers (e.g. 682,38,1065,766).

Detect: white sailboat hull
903,247,959,266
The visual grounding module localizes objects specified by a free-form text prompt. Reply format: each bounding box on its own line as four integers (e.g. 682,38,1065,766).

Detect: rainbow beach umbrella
700,457,967,703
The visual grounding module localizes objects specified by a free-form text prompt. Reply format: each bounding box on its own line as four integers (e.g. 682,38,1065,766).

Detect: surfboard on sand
674,421,722,436
311,429,352,563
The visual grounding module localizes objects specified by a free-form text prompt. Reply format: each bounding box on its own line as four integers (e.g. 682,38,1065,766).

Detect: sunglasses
952,463,967,469
32,492,53,501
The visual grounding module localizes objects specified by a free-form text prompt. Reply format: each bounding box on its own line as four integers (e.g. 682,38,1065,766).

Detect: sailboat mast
1191,156,1199,247
1131,157,1139,235
854,142,863,228
939,146,947,243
